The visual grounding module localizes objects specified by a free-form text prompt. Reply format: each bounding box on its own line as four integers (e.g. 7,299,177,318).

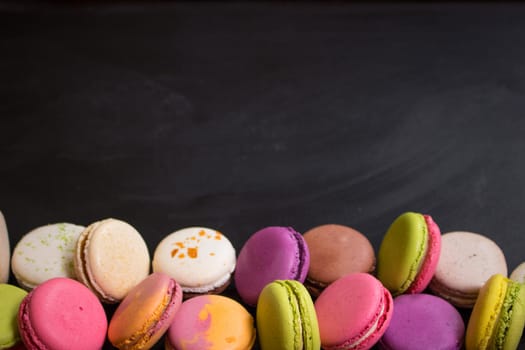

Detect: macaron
314,272,393,350
376,211,441,296
466,273,525,350
0,211,10,283
108,272,183,350
0,284,28,349
11,222,85,290
234,226,310,306
17,277,108,350
303,224,375,297
73,218,150,303
165,294,256,350
378,293,465,350
429,231,508,308
509,261,525,283
257,280,320,350
152,227,236,298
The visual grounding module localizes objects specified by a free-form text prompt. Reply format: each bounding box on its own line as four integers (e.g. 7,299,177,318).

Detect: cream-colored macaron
429,231,507,308
11,222,84,290
152,227,236,297
0,211,10,283
74,218,150,303
510,262,525,283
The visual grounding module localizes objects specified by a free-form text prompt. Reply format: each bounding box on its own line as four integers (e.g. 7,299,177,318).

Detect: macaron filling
494,281,518,349
494,280,525,350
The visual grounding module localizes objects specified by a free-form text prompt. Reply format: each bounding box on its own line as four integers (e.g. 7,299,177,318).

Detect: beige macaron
429,231,507,308
74,218,150,303
0,211,9,283
510,262,525,283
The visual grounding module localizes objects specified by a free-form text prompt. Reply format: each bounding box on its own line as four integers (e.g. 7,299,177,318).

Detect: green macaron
257,280,320,350
377,211,441,296
0,284,28,349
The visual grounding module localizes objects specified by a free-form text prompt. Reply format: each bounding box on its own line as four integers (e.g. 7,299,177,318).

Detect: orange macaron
108,272,183,350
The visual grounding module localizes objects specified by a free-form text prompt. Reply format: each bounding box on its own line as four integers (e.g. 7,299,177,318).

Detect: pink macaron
17,277,108,350
315,273,394,350
234,226,310,306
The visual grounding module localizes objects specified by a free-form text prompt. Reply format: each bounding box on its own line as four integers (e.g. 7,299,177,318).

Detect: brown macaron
303,224,375,297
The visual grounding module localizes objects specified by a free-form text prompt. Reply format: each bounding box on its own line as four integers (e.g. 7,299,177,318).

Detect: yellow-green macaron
466,274,525,350
377,212,441,296
257,280,320,350
0,284,28,349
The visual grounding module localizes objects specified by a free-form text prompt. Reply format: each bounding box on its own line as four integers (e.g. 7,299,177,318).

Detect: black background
2,2,525,349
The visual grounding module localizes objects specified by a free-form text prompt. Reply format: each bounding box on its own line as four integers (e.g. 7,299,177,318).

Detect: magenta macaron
234,226,310,306
315,273,394,350
17,277,108,350
379,293,465,350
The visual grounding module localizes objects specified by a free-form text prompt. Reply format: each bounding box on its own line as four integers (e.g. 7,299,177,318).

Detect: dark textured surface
2,2,525,349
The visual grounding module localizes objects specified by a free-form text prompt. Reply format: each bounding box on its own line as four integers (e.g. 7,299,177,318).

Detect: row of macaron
1,210,525,350
2,268,522,350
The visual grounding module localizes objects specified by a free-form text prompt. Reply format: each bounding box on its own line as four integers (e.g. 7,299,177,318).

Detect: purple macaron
234,226,310,306
379,293,465,350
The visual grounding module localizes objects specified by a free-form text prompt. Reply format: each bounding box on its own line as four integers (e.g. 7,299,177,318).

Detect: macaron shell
315,273,393,350
11,223,84,290
304,224,375,293
0,284,28,349
377,212,428,296
405,215,441,294
166,294,255,350
379,293,464,350
429,231,508,308
75,218,150,303
234,226,309,306
257,280,320,350
152,227,236,294
0,211,10,284
18,277,107,350
108,272,183,350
